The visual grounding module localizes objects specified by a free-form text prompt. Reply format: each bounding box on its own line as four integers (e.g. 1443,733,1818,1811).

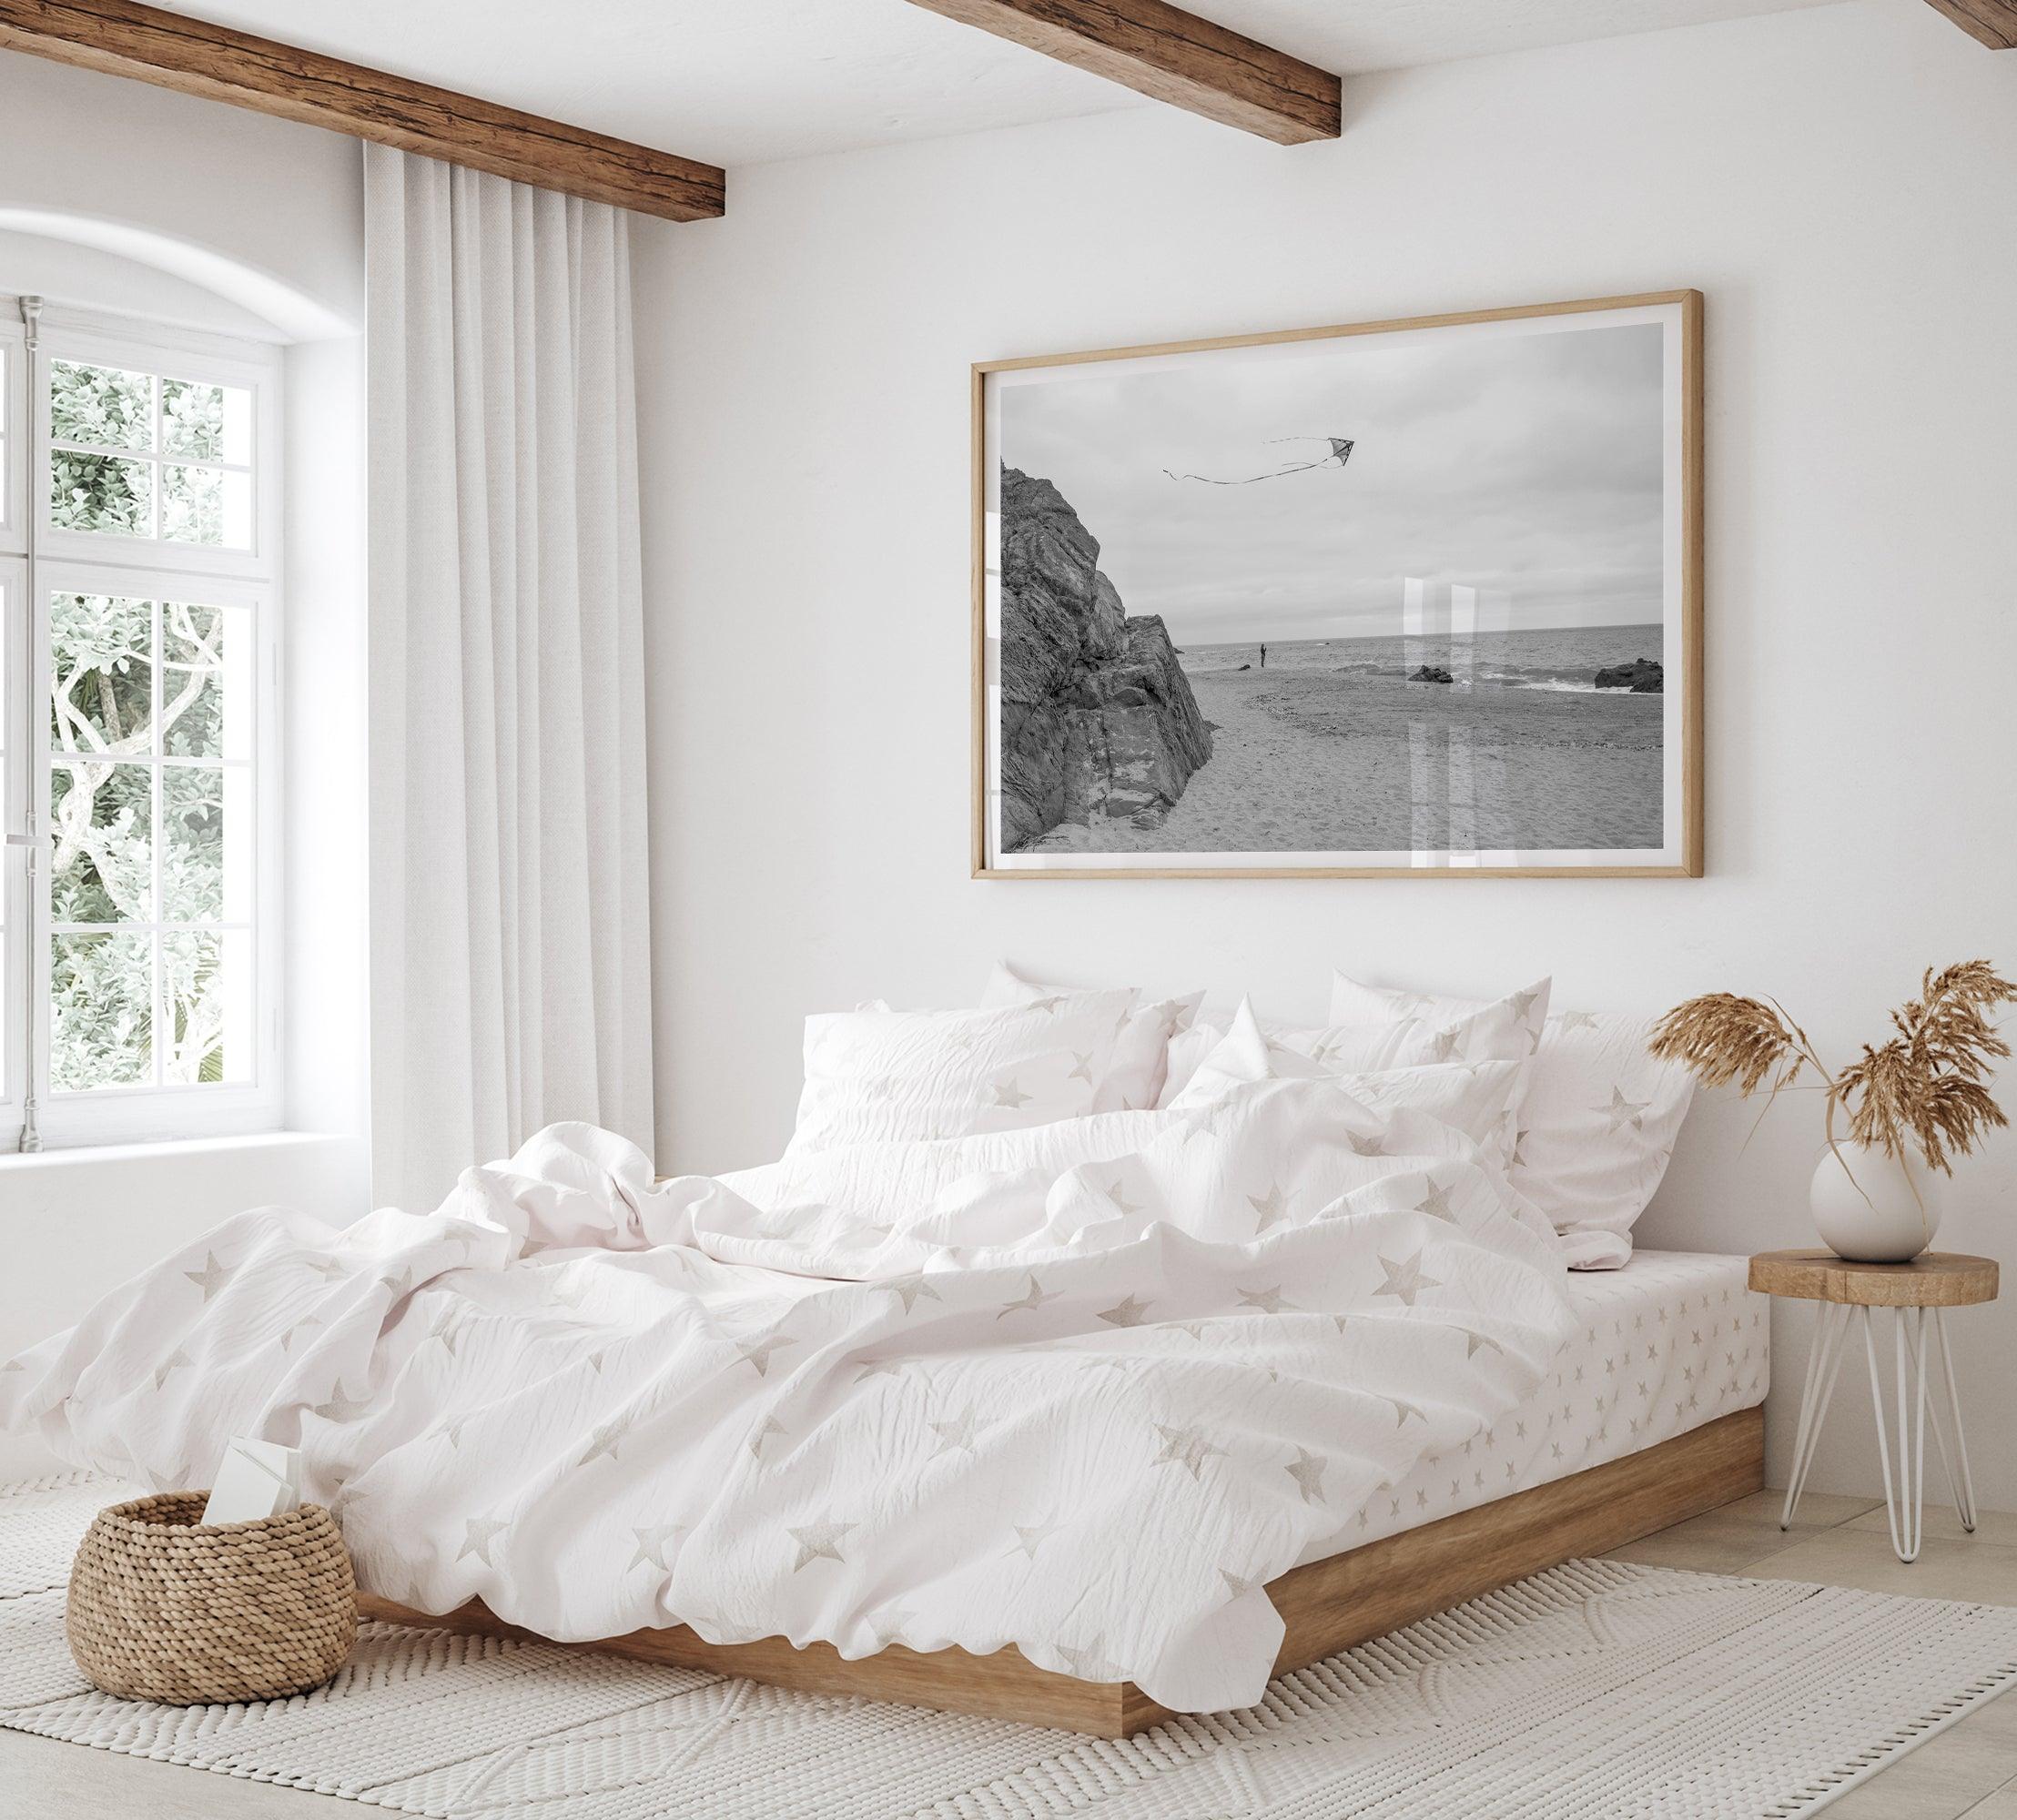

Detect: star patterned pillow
979,962,1204,1112
1329,971,1694,1269
788,991,1137,1154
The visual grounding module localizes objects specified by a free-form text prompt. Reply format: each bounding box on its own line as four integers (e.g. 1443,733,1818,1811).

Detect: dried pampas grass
1650,960,2016,1174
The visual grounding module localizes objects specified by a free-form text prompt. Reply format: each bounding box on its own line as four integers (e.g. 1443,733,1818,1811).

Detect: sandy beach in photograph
1028,658,1664,855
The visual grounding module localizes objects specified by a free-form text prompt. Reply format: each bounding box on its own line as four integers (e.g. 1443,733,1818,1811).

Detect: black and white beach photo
978,296,1700,876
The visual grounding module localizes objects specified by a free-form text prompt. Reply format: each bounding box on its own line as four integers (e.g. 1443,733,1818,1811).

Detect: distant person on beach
1260,642,1268,669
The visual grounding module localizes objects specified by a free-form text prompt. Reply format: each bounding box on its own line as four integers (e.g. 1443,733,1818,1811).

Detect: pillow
789,992,1136,1154
980,962,1204,1112
1158,1013,1233,1107
1171,999,1528,1177
1329,971,1693,1269
1158,977,1549,1109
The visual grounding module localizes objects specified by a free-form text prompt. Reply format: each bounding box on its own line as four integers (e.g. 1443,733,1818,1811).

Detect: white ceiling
160,0,1845,168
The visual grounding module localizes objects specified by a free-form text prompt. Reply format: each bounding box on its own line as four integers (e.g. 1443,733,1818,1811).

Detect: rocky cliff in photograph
997,467,1212,852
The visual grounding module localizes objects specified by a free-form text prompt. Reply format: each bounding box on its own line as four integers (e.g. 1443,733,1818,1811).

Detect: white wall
633,0,2017,1506
0,56,371,1471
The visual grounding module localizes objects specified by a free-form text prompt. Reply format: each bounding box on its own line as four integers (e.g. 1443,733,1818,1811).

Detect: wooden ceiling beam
903,0,1340,145
1921,0,2017,47
0,0,725,220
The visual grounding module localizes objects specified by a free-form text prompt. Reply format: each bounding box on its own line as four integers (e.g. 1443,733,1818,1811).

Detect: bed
356,1251,1766,1736
4,978,1737,1736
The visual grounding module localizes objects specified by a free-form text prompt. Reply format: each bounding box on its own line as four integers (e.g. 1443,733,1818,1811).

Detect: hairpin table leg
1780,1300,1850,1531
1862,1306,1931,1563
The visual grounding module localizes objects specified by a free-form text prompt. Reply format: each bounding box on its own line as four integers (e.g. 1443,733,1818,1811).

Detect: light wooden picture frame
971,290,1703,880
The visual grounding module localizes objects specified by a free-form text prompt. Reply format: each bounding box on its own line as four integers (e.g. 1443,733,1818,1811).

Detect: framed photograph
971,291,1702,879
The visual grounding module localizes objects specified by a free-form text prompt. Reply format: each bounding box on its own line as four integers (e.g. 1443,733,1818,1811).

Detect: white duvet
2,1074,1576,1712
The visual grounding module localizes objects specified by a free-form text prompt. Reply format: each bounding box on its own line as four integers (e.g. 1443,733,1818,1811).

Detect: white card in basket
200,1437,303,1526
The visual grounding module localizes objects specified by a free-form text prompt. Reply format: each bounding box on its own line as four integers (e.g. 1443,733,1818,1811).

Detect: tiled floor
3,1492,2015,1816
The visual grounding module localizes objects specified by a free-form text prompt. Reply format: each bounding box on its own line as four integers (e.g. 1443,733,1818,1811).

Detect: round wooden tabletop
1748,1249,1999,1308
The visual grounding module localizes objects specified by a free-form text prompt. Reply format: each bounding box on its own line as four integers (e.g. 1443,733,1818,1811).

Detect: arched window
0,298,280,1145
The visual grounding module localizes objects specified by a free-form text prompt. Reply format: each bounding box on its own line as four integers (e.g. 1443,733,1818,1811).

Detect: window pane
51,931,153,1090
50,592,153,753
163,929,250,1084
161,462,250,549
162,378,251,465
50,450,153,537
161,602,248,759
163,765,234,921
50,359,151,451
51,762,154,922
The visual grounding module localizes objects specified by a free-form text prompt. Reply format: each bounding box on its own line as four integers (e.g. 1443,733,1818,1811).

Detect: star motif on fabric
1285,1448,1327,1503
1172,1319,1213,1340
1106,1181,1143,1217
628,1523,681,1572
1425,1027,1462,1063
1068,1051,1095,1085
1153,1423,1227,1480
427,1308,463,1356
1220,1569,1257,1599
886,1276,943,1314
380,1267,418,1302
303,1256,348,1281
1386,1397,1427,1428
1374,1251,1441,1307
1238,1284,1296,1315
1346,1131,1388,1158
1008,1516,1060,1560
1096,1293,1152,1328
1029,995,1066,1016
580,1417,627,1466
998,1275,1059,1319
1247,1183,1289,1233
1414,1178,1458,1222
735,1331,797,1377
929,1406,984,1455
185,1252,232,1301
1508,987,1542,1023
748,1415,788,1459
1057,1637,1122,1682
788,1521,855,1571
991,1077,1032,1110
311,1381,374,1424
1556,1009,1600,1033
1605,1087,1649,1134
458,1515,509,1565
1460,1328,1503,1359
153,1349,191,1390
854,1356,910,1381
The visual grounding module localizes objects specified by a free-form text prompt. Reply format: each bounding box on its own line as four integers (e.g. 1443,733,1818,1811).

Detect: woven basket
66,1491,358,1704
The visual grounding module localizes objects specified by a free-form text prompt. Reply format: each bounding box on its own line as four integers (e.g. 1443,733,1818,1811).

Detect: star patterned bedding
2,1072,1577,1713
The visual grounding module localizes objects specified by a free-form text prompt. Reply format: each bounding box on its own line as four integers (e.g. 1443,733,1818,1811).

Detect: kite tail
1161,459,1331,485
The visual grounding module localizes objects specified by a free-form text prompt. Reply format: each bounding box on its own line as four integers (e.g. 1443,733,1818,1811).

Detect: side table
1748,1249,1998,1563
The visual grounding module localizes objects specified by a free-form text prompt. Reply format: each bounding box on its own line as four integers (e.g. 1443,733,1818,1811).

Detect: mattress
1294,1249,1768,1567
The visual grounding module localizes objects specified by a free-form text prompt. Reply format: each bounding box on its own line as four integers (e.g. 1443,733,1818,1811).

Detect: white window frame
1,299,282,1148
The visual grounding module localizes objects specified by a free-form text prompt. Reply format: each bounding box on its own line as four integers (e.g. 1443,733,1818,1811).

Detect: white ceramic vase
1809,1139,1943,1263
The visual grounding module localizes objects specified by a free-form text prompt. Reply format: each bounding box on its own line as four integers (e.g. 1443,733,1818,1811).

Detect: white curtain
365,145,654,1211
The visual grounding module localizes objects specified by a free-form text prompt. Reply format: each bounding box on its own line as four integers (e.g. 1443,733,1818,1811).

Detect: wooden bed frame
356,1403,1762,1738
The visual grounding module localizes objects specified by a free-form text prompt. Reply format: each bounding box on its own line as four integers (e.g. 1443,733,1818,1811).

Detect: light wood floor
5,1491,2016,1817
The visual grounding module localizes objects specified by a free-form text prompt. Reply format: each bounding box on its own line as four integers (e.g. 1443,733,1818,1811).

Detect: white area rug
5,1475,2016,1818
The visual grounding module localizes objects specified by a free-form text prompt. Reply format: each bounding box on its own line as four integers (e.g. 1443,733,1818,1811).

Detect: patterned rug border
4,1471,2016,1818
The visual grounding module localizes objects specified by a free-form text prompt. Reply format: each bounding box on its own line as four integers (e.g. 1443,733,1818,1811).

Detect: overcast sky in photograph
999,318,1668,646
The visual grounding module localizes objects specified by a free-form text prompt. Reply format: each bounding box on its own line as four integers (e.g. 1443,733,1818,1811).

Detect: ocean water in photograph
1028,626,1666,856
